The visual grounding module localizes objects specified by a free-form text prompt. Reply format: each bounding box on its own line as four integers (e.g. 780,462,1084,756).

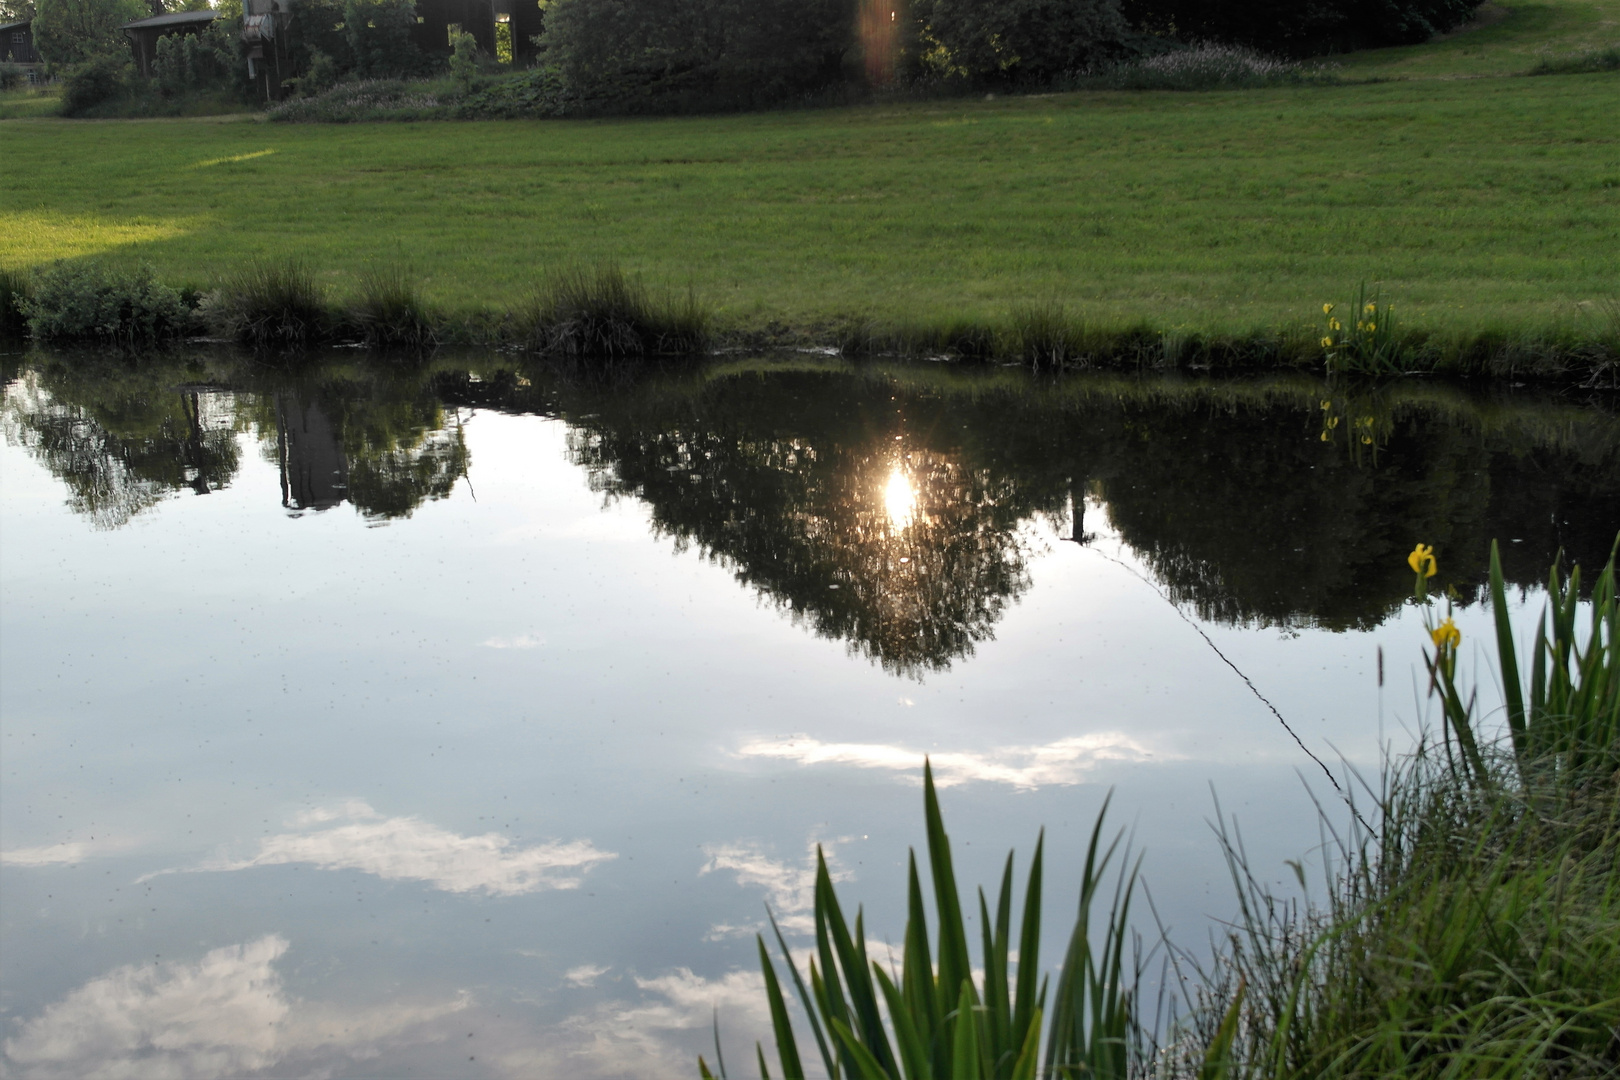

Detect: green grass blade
759,935,806,1080
950,981,979,1080
769,908,840,1080
1012,830,1042,1059
875,962,934,1080
924,760,973,1005
830,1017,897,1080
1490,540,1528,753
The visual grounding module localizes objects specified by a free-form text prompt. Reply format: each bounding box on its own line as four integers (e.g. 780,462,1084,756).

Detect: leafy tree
542,0,856,110
31,0,145,66
342,0,425,76
0,0,37,24
913,0,1132,81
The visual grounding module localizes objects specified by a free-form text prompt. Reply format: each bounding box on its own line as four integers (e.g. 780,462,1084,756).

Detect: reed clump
203,260,330,349
704,764,1149,1080
522,265,710,359
349,265,438,351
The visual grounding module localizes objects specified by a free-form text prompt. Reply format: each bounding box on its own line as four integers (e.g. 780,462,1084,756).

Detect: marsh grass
349,265,438,351
204,261,330,349
1177,541,1620,1080
522,265,709,358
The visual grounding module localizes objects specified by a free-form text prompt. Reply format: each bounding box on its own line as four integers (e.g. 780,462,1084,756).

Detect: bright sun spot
883,467,916,531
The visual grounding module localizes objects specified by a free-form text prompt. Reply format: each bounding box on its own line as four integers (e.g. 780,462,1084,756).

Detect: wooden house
121,9,218,76
1,18,42,67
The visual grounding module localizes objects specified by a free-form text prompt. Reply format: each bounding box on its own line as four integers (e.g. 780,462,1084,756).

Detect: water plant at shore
709,540,1618,1078
521,266,709,358
15,261,191,345
1181,539,1619,1079
702,765,1149,1079
350,265,439,351
202,261,330,349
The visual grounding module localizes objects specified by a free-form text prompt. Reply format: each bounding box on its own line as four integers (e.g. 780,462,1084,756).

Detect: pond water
2,351,1617,1079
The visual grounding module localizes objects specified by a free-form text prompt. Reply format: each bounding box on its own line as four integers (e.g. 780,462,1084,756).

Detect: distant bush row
6,260,1618,386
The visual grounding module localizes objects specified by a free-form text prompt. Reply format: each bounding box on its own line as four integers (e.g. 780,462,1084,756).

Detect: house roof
0,19,31,32
121,9,218,30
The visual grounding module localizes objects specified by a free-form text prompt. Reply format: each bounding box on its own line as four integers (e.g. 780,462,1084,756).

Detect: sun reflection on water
883,466,916,531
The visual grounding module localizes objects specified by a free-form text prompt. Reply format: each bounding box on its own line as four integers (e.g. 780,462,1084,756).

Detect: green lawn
2,34,1617,335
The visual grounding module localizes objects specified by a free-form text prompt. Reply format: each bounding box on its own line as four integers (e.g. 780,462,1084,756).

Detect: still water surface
2,352,1616,1078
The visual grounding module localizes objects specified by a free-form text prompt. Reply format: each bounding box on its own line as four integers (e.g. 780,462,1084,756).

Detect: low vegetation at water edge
708,540,1620,1078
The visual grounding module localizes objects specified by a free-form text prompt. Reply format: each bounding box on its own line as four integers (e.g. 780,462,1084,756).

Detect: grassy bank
3,68,1617,355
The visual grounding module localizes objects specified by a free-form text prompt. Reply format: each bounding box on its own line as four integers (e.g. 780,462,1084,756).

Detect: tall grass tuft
1527,47,1620,76
704,762,1148,1079
523,265,708,359
1078,44,1338,91
203,261,330,348
349,265,438,351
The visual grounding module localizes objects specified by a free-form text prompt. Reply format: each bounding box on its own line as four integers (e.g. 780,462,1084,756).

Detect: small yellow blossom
1408,543,1437,578
1328,417,1339,428
1321,336,1334,348
1330,318,1342,331
1366,322,1376,332
1431,618,1460,650
1321,400,1332,410
1361,435,1373,445
1365,302,1377,313
1323,303,1334,314
1320,431,1330,442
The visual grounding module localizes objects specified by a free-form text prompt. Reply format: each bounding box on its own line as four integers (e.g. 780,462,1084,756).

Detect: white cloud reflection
491,968,775,1080
699,837,851,939
149,800,615,896
1,935,468,1080
736,733,1169,789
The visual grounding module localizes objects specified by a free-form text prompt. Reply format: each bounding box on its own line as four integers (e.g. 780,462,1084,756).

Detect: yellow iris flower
1408,543,1437,578
1431,618,1461,650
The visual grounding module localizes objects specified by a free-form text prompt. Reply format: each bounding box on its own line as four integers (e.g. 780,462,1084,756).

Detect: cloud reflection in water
2,935,468,1080
150,800,615,896
736,734,1168,789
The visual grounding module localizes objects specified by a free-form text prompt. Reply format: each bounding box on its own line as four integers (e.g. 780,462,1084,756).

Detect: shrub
19,260,192,343
540,0,855,112
448,29,477,91
0,61,25,90
1082,42,1337,89
267,78,443,120
59,53,130,116
342,0,426,77
348,265,437,350
153,23,237,97
913,0,1134,83
202,260,330,347
1528,46,1620,75
522,265,708,358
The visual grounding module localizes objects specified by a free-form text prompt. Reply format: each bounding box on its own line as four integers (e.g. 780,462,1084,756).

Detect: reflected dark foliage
8,354,1619,675
2,361,242,529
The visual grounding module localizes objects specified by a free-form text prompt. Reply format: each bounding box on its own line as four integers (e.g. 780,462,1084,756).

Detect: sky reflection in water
2,353,1617,1078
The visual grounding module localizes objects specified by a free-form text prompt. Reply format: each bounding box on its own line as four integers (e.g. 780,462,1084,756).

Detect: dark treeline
8,352,1615,672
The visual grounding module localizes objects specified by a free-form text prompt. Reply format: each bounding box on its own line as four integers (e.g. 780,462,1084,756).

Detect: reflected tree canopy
1,362,243,529
7,353,1618,673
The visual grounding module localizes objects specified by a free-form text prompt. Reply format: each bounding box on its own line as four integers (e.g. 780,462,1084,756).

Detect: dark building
408,0,542,63
121,9,218,76
1,18,41,66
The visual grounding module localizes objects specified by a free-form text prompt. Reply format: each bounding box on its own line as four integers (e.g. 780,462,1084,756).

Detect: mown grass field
2,7,1617,337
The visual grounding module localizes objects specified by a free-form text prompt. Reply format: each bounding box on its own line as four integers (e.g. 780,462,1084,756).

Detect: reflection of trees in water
560,372,1047,675
9,354,1618,671
1094,392,1620,630
2,367,242,529
521,365,1620,664
260,378,469,522
3,357,469,528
